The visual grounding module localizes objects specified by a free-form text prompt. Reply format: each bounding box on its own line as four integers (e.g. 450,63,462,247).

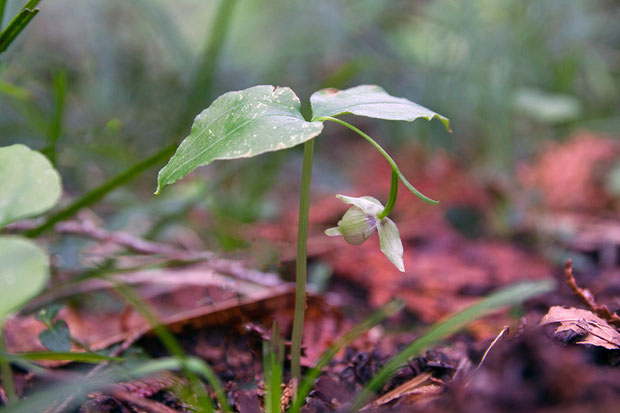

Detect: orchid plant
155,84,450,398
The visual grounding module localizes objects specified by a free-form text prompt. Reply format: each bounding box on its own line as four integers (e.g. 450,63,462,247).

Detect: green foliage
0,236,49,324
1,351,122,364
0,0,40,54
156,85,323,194
310,85,450,129
156,84,449,196
38,320,71,352
263,323,285,413
0,144,62,227
0,144,61,324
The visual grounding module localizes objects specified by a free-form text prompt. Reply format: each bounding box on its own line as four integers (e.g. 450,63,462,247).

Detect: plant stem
184,0,238,123
41,70,67,165
315,116,438,205
378,170,398,219
0,330,17,404
291,138,315,396
0,0,8,29
0,0,40,55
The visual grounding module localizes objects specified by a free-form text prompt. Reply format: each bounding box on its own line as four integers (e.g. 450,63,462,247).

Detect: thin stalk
315,116,438,205
291,139,315,396
378,170,398,219
25,144,176,238
184,0,238,122
0,330,17,404
0,0,7,29
41,70,67,165
0,0,40,54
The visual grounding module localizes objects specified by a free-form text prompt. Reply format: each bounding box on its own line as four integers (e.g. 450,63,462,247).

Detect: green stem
0,330,17,405
378,170,398,219
315,116,438,205
25,144,176,238
291,139,315,396
41,70,67,165
0,0,40,54
0,0,8,29
184,0,238,121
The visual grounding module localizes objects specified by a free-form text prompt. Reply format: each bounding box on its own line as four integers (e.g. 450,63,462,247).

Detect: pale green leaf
0,236,49,323
156,85,324,194
0,144,62,227
310,85,451,131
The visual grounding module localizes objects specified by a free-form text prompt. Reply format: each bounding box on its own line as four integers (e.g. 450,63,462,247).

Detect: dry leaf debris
539,306,620,350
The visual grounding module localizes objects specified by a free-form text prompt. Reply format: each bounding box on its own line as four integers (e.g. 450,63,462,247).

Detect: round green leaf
310,85,451,131
39,320,71,352
0,144,62,227
156,85,324,194
0,236,49,323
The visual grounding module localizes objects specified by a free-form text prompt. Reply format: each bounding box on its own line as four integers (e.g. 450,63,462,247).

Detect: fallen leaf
540,306,620,350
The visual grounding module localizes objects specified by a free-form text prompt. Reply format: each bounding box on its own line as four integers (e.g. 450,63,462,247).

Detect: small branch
55,220,214,261
24,144,177,238
9,219,282,287
564,260,620,328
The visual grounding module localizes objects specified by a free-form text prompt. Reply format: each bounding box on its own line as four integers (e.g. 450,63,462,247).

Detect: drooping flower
325,195,405,272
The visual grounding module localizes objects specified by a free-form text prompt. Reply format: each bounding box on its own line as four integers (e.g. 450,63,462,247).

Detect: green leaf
38,320,71,352
0,144,62,227
0,0,40,55
0,237,49,324
310,85,451,131
2,351,122,363
156,85,324,194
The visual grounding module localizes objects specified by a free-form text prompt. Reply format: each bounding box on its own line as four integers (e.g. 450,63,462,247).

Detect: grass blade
1,351,123,363
0,0,40,54
350,279,555,411
290,299,404,413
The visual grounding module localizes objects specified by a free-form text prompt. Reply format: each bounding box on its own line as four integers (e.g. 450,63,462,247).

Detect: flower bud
326,206,377,245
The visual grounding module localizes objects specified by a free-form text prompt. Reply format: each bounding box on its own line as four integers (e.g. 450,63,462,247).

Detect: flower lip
326,205,377,246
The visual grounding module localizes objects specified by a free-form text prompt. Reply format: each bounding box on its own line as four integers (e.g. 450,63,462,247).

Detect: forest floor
2,132,619,412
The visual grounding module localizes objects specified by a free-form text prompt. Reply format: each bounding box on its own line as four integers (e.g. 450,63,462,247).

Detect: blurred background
1,0,619,261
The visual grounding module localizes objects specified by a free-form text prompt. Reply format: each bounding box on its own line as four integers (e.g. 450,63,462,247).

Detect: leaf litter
2,134,620,412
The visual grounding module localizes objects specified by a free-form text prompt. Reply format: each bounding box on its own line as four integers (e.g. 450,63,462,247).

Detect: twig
564,260,620,328
476,326,509,369
9,219,282,286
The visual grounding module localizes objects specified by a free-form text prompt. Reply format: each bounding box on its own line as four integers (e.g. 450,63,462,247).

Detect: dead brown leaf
540,306,620,350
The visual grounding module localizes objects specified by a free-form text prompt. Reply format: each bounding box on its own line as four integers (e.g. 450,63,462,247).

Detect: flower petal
377,217,405,272
336,194,384,216
325,227,341,237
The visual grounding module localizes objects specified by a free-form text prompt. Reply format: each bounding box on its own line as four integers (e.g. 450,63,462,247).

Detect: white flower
325,195,405,272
